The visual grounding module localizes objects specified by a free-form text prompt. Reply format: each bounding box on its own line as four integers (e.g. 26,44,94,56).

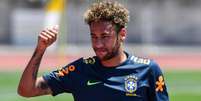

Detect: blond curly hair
84,1,129,28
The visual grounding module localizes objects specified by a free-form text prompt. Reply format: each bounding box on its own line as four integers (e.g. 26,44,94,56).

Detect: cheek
105,38,117,48
91,41,96,47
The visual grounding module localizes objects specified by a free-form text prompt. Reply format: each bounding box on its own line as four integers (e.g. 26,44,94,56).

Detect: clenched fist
37,25,59,50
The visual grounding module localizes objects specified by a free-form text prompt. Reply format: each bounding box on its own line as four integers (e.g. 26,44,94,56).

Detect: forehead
90,21,114,34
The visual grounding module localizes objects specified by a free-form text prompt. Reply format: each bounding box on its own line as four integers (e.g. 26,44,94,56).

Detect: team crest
83,57,96,64
124,75,138,96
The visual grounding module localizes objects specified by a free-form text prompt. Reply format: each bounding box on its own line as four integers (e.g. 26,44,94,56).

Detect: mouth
95,49,107,56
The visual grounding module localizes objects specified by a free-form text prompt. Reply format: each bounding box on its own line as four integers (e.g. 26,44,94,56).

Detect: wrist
35,45,47,53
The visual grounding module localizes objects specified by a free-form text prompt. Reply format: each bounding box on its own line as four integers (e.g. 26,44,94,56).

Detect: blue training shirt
43,52,169,101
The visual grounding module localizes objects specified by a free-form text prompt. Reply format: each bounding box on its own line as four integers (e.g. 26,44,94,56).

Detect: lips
95,49,107,56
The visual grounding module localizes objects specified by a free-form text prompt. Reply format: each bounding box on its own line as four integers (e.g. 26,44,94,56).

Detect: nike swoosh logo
87,80,102,86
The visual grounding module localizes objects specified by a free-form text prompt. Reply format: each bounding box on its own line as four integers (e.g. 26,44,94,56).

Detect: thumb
53,25,59,32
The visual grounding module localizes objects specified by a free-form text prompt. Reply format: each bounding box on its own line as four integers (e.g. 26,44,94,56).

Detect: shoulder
61,56,97,70
83,56,96,65
147,59,163,76
128,54,151,66
130,55,160,68
131,56,151,65
131,55,163,77
130,55,162,71
149,60,162,72
53,56,96,77
68,56,97,65
62,56,96,67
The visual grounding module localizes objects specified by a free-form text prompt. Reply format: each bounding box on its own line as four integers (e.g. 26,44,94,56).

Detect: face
89,21,126,61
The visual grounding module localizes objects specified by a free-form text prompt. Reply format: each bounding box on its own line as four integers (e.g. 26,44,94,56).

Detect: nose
93,38,104,48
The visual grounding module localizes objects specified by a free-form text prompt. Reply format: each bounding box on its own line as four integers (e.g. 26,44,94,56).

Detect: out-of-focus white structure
0,0,201,48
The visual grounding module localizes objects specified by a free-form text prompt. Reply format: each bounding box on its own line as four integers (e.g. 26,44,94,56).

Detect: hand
37,25,59,50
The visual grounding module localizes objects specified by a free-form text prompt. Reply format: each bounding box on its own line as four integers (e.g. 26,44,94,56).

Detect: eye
90,33,95,37
102,35,110,39
102,36,107,39
91,35,97,39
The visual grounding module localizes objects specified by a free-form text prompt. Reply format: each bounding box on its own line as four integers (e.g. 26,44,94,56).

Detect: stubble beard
96,40,121,61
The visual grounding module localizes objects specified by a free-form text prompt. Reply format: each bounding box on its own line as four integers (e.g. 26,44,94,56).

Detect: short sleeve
43,58,82,96
148,60,169,101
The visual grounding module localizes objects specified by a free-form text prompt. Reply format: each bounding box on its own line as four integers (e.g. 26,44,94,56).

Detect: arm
18,25,58,97
149,61,169,101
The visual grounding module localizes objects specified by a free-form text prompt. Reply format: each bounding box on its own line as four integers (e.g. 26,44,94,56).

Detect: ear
119,28,127,41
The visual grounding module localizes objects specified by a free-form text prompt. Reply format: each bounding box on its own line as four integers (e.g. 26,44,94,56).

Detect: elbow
17,86,33,98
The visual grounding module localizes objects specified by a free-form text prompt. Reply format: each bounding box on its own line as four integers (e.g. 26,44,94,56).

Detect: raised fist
37,25,59,49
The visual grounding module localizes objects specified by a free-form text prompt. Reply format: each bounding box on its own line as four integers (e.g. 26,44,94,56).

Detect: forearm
18,25,58,97
18,46,46,96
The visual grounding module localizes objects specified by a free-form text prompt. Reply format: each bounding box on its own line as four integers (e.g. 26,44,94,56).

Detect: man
18,1,169,101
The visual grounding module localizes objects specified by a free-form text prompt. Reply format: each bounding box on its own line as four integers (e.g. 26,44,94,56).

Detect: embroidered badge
83,57,95,64
156,75,165,92
125,75,138,96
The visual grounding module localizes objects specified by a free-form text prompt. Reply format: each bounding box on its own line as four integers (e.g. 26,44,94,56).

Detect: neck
101,50,127,68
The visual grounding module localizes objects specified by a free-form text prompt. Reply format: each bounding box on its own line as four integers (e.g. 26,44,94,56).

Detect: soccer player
18,1,169,101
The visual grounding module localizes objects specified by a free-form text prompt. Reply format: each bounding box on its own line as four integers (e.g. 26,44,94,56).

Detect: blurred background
0,0,201,101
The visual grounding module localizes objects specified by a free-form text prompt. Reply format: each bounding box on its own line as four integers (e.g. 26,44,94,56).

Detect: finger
49,28,58,34
39,34,48,40
40,32,53,45
41,30,56,44
53,25,59,31
45,30,57,43
46,28,57,37
41,31,53,39
47,27,58,41
46,25,59,34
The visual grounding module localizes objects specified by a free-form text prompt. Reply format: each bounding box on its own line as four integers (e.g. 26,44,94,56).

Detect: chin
95,52,113,61
96,55,104,60
98,55,114,61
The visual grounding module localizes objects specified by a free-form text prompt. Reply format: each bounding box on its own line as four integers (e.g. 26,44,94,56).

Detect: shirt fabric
43,52,169,101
